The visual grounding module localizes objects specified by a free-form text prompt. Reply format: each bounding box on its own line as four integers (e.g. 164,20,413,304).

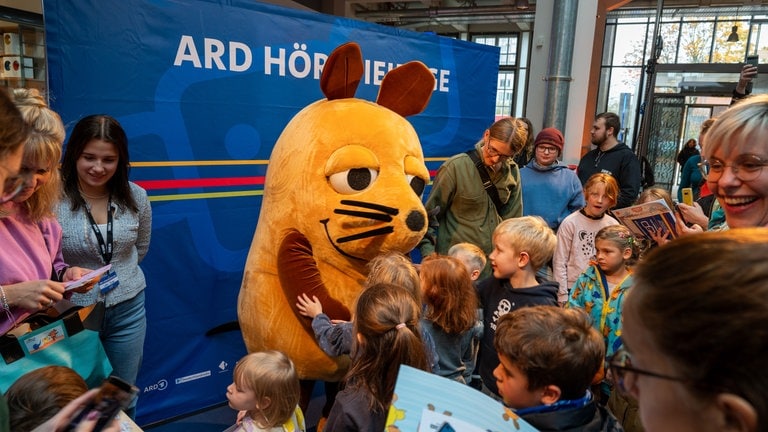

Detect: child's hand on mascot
297,293,323,318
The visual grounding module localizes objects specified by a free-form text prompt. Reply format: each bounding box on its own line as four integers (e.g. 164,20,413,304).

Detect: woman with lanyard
58,115,152,418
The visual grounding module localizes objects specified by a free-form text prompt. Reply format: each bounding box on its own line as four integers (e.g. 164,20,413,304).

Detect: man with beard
577,112,641,208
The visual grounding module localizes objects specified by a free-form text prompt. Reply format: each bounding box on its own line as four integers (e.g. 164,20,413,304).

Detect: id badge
99,269,120,294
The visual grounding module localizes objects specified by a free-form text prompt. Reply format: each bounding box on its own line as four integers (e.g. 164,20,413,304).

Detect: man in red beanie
520,127,584,233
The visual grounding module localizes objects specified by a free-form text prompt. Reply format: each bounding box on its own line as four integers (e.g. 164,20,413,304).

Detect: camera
64,375,138,432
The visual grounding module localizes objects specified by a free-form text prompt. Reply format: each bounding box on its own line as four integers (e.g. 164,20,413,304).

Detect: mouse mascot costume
238,42,435,411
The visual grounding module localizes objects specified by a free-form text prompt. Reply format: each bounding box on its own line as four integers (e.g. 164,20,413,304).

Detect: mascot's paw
279,230,351,330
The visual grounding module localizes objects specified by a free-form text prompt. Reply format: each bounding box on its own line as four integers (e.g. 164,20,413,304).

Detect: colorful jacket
567,263,632,361
419,142,522,257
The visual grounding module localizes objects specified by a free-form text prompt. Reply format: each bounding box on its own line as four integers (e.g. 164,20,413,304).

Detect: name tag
99,269,120,294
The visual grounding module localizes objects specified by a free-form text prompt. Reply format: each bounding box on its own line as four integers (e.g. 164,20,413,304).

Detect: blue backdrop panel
43,0,499,424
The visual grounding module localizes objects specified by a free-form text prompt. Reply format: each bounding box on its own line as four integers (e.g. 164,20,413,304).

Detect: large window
472,34,527,119
598,7,768,149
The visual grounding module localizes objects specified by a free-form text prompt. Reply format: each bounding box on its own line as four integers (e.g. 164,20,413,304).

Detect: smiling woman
0,88,94,335
702,94,768,229
57,114,152,418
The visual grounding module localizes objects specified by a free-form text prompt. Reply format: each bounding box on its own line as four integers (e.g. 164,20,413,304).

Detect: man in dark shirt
577,112,641,208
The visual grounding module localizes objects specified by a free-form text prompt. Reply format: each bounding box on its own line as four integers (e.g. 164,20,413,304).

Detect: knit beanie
534,127,564,152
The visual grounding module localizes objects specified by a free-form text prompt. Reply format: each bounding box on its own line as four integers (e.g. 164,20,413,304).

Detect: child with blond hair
476,215,558,399
554,173,620,304
447,242,487,282
225,350,305,432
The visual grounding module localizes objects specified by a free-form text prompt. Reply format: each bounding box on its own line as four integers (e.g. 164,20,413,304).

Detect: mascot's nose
405,209,426,232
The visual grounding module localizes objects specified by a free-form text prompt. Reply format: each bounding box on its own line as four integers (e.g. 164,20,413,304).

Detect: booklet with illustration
386,365,539,432
64,264,112,291
611,198,677,240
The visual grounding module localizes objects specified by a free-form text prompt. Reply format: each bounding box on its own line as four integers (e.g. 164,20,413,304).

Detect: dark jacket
577,143,641,209
522,399,625,432
475,277,558,396
676,145,699,167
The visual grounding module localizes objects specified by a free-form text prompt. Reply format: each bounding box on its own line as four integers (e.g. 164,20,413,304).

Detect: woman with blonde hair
0,89,93,334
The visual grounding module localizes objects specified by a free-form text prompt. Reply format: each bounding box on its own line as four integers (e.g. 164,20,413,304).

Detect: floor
143,384,326,432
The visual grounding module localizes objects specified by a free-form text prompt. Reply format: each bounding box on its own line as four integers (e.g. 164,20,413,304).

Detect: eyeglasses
698,154,768,182
608,347,688,395
536,145,559,154
485,140,514,161
0,165,25,204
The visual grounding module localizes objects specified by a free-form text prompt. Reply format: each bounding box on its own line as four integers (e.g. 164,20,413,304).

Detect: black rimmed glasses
698,154,768,182
485,140,514,161
536,145,558,154
608,347,689,395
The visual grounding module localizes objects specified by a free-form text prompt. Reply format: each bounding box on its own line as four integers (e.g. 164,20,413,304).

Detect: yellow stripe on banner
132,160,269,167
134,158,445,168
149,190,264,202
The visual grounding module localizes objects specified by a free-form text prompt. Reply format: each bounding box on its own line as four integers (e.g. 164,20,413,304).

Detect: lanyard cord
84,197,113,264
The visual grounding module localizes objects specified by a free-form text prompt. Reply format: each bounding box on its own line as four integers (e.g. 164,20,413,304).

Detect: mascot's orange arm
279,230,352,328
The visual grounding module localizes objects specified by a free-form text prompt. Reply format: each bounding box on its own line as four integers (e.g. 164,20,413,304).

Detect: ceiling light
727,26,739,43
515,0,530,10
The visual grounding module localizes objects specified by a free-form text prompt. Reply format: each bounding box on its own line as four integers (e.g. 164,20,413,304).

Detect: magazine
611,198,677,240
386,365,539,431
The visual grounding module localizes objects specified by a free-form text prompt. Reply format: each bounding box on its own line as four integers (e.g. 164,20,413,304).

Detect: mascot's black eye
408,175,426,197
328,168,378,194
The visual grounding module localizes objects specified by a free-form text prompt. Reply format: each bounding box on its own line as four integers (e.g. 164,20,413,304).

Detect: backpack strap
466,150,503,214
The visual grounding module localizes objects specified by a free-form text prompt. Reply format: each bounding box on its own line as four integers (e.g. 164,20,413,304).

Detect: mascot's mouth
321,200,404,261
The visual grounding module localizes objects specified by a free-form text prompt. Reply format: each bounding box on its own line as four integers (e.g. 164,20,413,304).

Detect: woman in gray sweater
58,115,151,418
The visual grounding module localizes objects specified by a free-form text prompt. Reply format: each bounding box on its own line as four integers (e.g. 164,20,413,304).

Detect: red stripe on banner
136,176,265,190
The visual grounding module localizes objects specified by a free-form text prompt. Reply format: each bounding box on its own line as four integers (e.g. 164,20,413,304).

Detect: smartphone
746,54,759,93
681,187,693,206
65,376,138,432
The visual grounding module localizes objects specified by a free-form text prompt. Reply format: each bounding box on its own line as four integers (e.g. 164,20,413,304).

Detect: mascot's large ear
377,61,435,117
320,42,364,100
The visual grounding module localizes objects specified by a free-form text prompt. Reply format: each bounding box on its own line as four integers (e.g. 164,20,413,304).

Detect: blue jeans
102,290,146,413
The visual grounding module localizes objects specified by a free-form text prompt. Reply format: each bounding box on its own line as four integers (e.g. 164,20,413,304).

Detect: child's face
488,237,520,279
584,183,614,217
595,239,630,275
226,379,258,412
493,354,544,409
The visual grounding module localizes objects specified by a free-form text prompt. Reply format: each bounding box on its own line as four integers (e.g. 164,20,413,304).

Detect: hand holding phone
681,187,693,206
64,376,138,432
744,55,759,93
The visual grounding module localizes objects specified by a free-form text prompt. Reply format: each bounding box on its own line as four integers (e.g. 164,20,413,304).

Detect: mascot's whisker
333,208,393,222
336,226,394,243
339,199,399,215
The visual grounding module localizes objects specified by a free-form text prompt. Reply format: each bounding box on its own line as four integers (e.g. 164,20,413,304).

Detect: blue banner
43,0,499,424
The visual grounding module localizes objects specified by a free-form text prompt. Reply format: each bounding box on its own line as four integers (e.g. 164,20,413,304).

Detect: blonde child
447,242,487,282
567,224,639,403
325,283,429,431
225,350,305,432
476,215,558,399
419,255,481,384
554,173,620,304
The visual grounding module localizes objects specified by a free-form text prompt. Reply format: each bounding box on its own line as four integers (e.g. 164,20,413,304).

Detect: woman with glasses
699,94,768,229
0,89,95,335
613,229,767,432
418,117,526,274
